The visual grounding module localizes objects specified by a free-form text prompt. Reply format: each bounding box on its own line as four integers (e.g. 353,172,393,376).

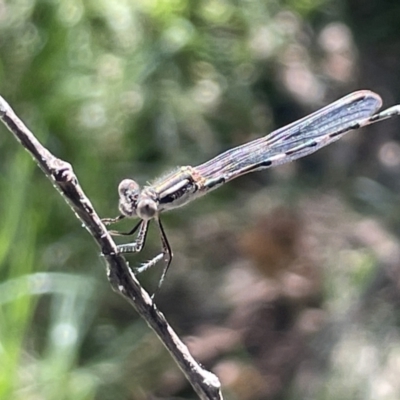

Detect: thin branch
0,96,222,400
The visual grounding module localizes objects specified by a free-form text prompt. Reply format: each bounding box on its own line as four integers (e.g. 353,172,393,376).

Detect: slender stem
0,96,222,400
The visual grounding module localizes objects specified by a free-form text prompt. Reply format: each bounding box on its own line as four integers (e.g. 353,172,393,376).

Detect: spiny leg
117,220,149,253
108,217,169,282
135,218,172,284
109,220,142,237
102,214,142,237
135,252,165,274
155,217,173,290
133,218,172,297
102,214,125,225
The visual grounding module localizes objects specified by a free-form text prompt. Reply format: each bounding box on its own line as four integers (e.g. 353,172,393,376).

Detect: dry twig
0,96,222,400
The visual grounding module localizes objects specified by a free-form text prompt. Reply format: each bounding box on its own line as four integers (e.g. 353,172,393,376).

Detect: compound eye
118,179,140,217
136,199,157,220
118,179,140,198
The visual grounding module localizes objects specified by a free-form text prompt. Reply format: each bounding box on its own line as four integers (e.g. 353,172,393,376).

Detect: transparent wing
196,91,382,181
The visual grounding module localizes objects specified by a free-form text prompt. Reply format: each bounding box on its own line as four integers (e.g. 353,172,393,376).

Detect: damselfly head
118,179,140,217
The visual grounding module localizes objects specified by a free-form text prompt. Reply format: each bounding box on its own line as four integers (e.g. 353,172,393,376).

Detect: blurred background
1,0,400,399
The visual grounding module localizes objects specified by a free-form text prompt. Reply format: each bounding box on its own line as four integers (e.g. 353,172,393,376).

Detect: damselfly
103,90,400,287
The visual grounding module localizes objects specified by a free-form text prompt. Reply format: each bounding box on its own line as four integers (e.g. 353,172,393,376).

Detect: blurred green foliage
1,0,400,399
